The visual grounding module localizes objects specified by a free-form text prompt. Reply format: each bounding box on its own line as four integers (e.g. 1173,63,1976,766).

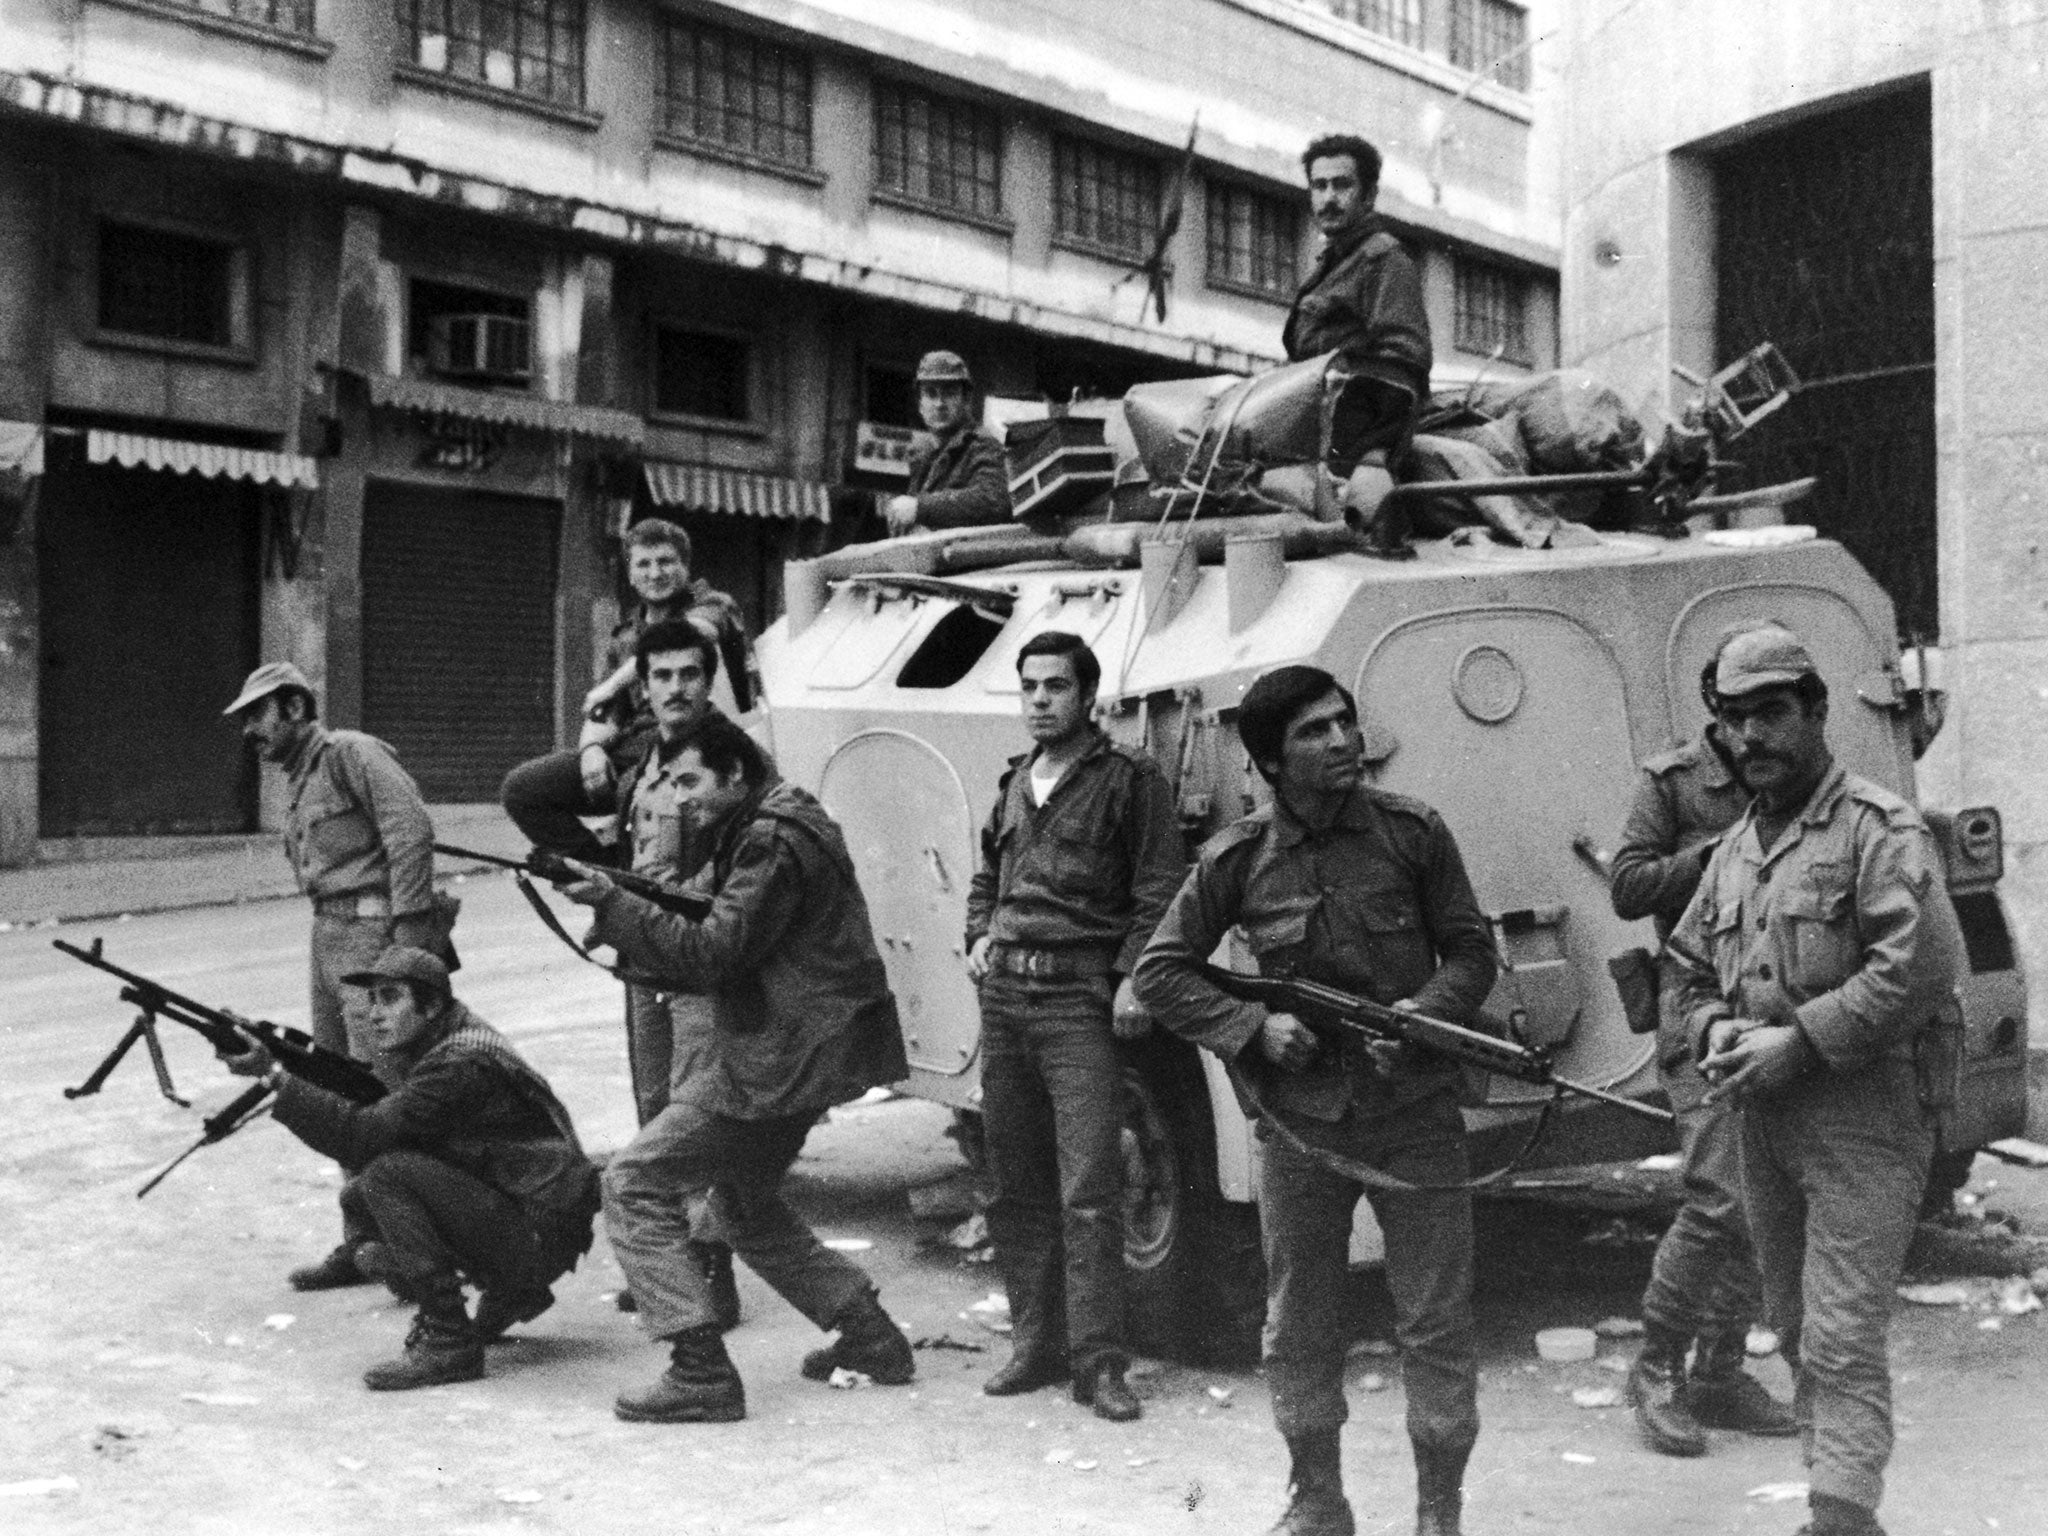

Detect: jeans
977,970,1128,1377
1641,1057,1765,1347
500,748,609,864
1739,1058,1932,1512
1259,1088,1478,1455
603,1099,870,1341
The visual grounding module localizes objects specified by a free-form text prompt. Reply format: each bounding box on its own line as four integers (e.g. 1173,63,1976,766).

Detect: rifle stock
1195,963,1671,1125
433,842,712,921
55,938,384,1104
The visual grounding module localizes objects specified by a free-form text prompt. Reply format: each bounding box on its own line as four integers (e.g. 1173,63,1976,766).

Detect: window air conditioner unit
428,313,531,382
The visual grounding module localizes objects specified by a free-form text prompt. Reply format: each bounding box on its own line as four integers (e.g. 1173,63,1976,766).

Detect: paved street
3,875,2046,1536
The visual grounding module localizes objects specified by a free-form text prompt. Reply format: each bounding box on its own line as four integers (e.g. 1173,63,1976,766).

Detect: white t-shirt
1029,760,1064,807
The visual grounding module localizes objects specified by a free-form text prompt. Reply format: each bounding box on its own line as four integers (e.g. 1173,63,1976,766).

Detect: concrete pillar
0,155,50,866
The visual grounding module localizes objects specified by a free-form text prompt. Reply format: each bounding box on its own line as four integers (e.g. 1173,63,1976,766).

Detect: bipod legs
64,1008,189,1108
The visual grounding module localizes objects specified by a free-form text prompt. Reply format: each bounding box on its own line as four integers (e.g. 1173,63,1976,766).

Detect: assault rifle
433,843,712,921
57,938,385,1107
1196,964,1673,1125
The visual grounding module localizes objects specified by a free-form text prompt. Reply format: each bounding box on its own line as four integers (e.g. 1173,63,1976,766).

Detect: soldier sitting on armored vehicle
882,350,1013,536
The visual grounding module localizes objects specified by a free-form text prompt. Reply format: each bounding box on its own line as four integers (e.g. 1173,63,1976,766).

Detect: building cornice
0,68,1280,373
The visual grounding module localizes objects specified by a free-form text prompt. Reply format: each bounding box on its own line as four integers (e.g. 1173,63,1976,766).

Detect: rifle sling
1225,1060,1561,1194
511,871,672,991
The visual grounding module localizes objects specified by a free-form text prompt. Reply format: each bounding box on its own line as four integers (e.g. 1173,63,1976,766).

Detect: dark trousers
1641,1059,1765,1347
341,1150,565,1297
1739,1060,1931,1513
1259,1090,1478,1454
977,971,1128,1377
500,749,609,863
603,1098,870,1341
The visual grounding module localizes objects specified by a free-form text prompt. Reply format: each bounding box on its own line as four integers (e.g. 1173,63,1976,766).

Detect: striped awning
644,461,830,522
365,373,646,447
88,429,319,488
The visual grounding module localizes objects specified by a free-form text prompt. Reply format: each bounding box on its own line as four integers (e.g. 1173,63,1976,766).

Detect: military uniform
1610,730,1771,1403
1283,216,1433,471
280,725,438,1066
963,728,1184,1387
903,421,1011,529
1135,785,1495,1470
1670,763,1963,1518
589,779,910,1352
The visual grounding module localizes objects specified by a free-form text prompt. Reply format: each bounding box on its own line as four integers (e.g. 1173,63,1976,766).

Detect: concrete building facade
0,0,1559,862
1554,0,2048,990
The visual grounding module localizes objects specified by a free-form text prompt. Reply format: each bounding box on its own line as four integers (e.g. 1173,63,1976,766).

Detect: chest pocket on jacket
1330,884,1432,994
1047,829,1116,894
1241,897,1316,973
1705,900,1746,1001
1780,865,1858,990
298,777,375,869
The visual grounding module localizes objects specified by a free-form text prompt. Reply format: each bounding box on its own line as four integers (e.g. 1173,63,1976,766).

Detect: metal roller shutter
361,483,559,802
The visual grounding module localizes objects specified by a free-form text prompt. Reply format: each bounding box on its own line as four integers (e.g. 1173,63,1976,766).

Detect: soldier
1671,625,1963,1536
563,715,916,1423
225,661,445,1293
500,516,756,865
963,631,1184,1423
1609,639,1795,1457
1135,665,1496,1536
881,350,1012,535
607,618,742,1325
219,947,600,1390
1285,133,1433,545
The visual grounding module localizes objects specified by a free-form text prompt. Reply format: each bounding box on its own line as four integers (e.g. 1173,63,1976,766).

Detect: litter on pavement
1897,1282,1971,1306
1748,1482,1810,1503
0,1476,80,1498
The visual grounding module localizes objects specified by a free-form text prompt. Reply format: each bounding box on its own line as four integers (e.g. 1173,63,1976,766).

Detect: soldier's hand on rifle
557,859,617,908
1258,1012,1319,1071
218,1025,276,1080
1361,999,1420,1073
1111,976,1151,1041
1701,1018,1812,1102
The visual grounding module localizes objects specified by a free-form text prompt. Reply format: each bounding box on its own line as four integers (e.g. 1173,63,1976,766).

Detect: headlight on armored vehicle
1957,806,2004,881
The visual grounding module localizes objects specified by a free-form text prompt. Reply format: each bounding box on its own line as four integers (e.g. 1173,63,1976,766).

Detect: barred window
1453,256,1531,364
399,0,585,108
873,82,1003,222
162,0,317,32
659,17,812,168
1053,136,1161,262
1449,0,1529,91
98,221,246,350
1206,181,1301,298
1318,0,1422,50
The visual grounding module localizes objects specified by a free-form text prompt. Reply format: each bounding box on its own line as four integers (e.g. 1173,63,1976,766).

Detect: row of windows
1308,0,1530,92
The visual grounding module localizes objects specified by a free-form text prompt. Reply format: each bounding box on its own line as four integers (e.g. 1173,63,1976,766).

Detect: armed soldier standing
225,661,446,1292
881,350,1012,535
221,947,599,1390
565,716,915,1423
1136,666,1495,1536
1610,636,1794,1457
964,631,1184,1422
1671,625,1963,1536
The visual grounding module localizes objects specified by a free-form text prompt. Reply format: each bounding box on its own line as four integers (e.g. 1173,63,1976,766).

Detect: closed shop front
36,434,268,837
360,481,560,802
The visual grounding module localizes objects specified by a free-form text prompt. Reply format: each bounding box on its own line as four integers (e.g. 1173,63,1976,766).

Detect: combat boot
615,1325,747,1423
799,1289,915,1385
1072,1355,1141,1422
1414,1440,1471,1536
1627,1328,1707,1457
691,1240,741,1333
1794,1492,1886,1536
1268,1429,1354,1536
1684,1332,1796,1436
288,1242,367,1292
362,1290,484,1391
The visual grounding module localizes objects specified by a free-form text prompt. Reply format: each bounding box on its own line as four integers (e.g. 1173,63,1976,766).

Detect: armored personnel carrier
754,366,2028,1365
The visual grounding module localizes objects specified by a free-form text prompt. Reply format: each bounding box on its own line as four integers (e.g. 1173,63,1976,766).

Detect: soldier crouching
220,947,600,1390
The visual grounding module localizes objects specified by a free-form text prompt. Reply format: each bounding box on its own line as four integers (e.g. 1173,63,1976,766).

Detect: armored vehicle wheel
1118,1032,1265,1366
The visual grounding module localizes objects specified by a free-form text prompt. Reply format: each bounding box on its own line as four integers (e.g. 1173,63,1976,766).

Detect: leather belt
313,891,393,919
985,942,1117,980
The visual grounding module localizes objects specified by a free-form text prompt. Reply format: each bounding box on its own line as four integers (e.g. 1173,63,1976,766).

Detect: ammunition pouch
1607,947,1661,1036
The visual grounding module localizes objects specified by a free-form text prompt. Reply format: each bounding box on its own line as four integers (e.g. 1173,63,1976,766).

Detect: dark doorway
36,445,261,836
1713,79,1936,639
361,482,559,802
